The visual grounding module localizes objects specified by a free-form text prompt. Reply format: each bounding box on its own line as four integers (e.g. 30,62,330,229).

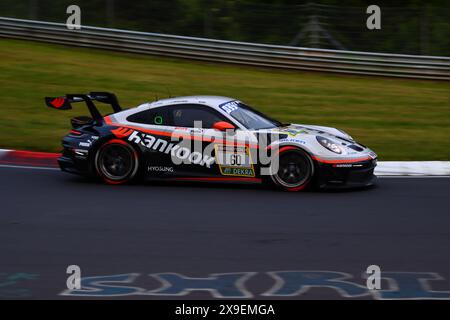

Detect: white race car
47,93,377,191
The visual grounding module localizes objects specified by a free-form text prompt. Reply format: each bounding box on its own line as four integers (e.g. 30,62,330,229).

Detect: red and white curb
1,148,450,176
0,148,59,169
374,161,450,176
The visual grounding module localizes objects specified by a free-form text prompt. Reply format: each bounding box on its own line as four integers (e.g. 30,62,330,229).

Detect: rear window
127,107,169,126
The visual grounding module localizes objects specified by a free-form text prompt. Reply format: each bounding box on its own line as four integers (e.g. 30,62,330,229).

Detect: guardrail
1,17,449,80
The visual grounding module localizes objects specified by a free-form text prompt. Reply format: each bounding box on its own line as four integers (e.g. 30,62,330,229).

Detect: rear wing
45,92,122,121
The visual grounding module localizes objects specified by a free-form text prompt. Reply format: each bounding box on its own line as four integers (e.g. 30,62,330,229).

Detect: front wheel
269,146,314,192
94,139,139,185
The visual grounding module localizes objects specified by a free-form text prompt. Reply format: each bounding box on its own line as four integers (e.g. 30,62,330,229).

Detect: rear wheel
94,139,139,185
270,146,314,192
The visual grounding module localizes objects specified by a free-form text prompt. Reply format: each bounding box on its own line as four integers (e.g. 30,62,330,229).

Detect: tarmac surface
0,166,449,299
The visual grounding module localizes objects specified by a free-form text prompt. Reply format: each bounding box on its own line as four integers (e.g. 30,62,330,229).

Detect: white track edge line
0,164,59,171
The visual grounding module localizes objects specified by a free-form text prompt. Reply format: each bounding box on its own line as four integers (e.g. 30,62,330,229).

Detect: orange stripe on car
311,155,372,164
104,116,259,149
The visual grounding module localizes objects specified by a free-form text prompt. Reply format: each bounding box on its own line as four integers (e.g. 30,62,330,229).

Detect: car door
124,103,258,179
170,104,260,179
167,103,231,178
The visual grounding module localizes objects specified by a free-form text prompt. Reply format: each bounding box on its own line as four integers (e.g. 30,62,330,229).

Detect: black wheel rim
98,144,134,180
275,151,311,188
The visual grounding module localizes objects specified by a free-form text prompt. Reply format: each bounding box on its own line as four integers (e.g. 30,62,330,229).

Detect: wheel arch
266,142,317,164
87,132,144,180
266,143,316,191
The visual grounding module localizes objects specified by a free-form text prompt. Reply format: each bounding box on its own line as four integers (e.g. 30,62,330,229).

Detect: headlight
316,136,343,154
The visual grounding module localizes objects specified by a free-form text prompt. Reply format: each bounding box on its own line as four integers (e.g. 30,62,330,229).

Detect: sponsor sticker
215,144,255,177
220,101,240,114
282,128,308,137
148,166,174,173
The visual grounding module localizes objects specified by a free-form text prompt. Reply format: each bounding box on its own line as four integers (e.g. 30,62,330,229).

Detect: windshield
219,101,282,130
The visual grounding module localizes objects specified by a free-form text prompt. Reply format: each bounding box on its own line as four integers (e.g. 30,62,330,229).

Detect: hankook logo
127,130,216,168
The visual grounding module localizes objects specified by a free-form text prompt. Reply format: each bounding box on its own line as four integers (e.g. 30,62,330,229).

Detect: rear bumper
58,155,90,175
314,158,378,189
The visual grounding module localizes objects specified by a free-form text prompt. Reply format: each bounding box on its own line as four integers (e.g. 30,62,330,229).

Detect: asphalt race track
1,166,450,299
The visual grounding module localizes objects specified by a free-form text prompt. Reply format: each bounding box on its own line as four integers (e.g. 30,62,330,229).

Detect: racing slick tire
94,139,139,185
269,146,314,192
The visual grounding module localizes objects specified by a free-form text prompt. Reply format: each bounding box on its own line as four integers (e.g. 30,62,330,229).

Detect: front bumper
314,158,378,189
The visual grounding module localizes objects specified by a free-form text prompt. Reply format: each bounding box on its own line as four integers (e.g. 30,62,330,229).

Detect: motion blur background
2,2,450,301
2,0,450,55
0,0,449,160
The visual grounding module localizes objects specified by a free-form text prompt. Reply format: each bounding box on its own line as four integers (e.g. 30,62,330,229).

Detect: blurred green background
1,0,449,55
0,38,449,160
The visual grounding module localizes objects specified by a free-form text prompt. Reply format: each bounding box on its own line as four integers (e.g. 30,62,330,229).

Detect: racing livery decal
126,130,216,168
215,144,255,177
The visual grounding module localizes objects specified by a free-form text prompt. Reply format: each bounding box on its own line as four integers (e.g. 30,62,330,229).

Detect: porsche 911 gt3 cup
45,92,377,191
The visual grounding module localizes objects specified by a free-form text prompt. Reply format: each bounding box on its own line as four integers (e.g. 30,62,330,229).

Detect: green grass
0,38,449,160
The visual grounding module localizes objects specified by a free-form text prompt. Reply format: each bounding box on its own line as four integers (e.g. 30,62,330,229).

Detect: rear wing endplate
45,92,122,121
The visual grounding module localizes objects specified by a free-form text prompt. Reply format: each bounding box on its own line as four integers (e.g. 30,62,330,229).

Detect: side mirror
213,121,235,131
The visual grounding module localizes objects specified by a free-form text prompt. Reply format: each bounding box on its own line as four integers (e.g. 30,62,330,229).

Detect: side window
126,107,169,126
170,104,227,128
